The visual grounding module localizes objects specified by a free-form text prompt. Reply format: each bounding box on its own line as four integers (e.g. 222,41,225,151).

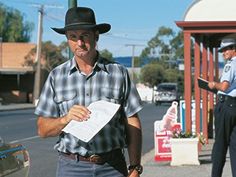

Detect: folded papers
62,100,120,142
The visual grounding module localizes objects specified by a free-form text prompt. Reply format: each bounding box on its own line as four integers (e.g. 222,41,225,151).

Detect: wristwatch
128,164,143,174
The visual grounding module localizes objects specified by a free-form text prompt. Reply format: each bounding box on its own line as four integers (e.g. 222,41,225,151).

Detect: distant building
1,43,35,68
114,56,152,68
114,56,132,67
0,43,36,103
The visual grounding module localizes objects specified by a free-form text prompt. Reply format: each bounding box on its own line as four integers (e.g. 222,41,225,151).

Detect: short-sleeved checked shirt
35,54,143,156
218,56,236,97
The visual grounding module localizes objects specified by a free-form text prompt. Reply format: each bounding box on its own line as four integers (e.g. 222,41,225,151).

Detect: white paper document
62,100,120,142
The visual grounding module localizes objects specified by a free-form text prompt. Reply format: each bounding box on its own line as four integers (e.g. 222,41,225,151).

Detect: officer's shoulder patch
224,65,231,73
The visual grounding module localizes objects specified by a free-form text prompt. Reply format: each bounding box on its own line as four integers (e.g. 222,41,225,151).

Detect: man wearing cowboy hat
208,38,236,177
35,7,143,177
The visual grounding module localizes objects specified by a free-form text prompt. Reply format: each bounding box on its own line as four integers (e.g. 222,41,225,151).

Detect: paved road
0,102,168,177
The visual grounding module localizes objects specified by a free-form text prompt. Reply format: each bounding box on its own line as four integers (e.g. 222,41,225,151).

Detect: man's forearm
209,80,229,92
126,115,142,165
37,104,91,138
37,116,68,138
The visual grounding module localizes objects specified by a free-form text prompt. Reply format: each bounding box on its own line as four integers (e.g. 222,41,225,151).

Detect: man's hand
37,105,91,138
62,105,91,124
128,169,140,177
208,81,230,92
208,81,216,89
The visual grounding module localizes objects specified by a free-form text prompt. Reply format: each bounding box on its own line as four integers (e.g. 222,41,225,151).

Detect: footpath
141,139,231,177
0,103,232,177
0,103,35,111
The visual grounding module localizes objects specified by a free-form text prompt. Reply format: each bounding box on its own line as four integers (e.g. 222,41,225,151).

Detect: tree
170,31,184,60
134,56,142,67
140,62,184,94
0,3,34,42
138,26,187,93
59,41,70,59
164,68,184,93
140,26,174,61
140,62,165,88
24,41,68,72
139,26,187,70
99,49,113,61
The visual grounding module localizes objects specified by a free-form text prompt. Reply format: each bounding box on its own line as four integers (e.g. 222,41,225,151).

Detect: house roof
0,68,34,75
1,43,35,69
183,0,236,21
176,0,236,47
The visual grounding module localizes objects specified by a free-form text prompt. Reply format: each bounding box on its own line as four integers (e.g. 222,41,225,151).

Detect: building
0,43,36,103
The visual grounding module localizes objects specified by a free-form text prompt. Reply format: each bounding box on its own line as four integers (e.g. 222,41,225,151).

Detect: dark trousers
211,98,236,177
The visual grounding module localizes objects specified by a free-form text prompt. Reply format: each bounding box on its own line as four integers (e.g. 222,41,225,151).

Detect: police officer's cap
218,38,236,52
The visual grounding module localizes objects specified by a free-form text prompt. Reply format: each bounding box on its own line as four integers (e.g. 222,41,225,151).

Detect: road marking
10,135,40,144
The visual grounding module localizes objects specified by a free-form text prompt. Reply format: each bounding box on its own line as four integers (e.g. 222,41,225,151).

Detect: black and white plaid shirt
35,55,143,156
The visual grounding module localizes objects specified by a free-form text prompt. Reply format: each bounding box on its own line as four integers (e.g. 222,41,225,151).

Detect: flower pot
170,138,200,166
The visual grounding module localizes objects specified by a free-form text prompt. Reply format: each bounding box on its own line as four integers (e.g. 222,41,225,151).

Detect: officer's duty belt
218,94,236,102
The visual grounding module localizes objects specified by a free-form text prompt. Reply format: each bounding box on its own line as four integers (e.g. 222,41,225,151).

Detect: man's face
222,46,235,60
66,29,98,58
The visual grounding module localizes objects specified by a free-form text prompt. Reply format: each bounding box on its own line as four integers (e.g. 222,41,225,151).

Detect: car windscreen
157,85,176,92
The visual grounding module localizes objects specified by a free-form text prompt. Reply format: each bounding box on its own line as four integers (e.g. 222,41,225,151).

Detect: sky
0,0,196,57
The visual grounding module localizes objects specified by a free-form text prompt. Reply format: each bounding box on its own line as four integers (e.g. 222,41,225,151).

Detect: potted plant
170,130,205,166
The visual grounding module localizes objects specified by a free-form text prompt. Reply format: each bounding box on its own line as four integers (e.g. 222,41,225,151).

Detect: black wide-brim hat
52,7,111,34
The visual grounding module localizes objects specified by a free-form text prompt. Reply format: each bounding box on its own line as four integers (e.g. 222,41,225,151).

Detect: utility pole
33,5,44,105
159,53,174,68
32,3,64,105
125,44,145,81
0,37,2,67
68,0,77,8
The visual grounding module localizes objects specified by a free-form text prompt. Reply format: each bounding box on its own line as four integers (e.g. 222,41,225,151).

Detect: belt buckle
218,95,224,102
89,154,103,164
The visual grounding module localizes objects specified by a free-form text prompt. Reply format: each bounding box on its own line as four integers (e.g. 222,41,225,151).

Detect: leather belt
60,149,122,165
61,153,105,164
218,94,236,102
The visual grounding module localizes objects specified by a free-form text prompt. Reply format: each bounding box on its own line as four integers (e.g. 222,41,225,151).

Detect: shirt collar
232,56,236,60
69,57,78,75
228,56,236,63
96,54,109,73
68,52,109,75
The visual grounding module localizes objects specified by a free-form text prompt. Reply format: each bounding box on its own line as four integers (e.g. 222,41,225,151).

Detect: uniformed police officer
208,38,236,177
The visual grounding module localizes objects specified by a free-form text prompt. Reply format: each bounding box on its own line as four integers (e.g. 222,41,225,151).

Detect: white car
154,83,180,105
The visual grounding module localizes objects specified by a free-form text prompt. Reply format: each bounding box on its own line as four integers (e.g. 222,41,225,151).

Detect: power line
0,0,34,5
30,3,63,9
0,0,64,8
45,13,64,23
104,33,148,42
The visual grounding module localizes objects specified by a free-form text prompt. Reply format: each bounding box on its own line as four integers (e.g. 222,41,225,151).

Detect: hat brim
218,44,234,52
51,23,111,35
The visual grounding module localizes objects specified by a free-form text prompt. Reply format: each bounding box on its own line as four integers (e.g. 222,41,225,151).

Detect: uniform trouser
56,152,128,177
211,99,236,177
